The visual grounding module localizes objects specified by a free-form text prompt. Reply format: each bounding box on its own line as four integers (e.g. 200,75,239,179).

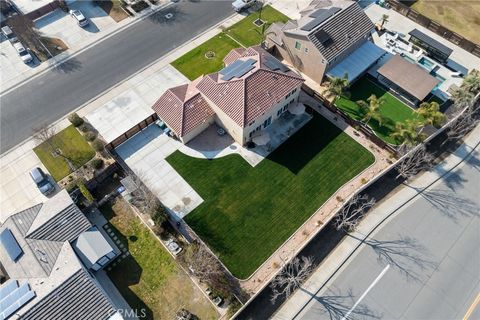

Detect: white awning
288,103,306,115
252,131,270,145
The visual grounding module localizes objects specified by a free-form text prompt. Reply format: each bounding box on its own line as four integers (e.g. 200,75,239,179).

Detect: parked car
1,26,17,43
29,167,55,195
69,9,89,27
13,42,33,63
232,0,257,12
165,239,182,255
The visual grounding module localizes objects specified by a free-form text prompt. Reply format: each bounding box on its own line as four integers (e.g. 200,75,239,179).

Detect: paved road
0,0,233,153
297,150,480,320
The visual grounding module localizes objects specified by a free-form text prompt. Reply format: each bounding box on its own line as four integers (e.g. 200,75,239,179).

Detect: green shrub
68,113,84,127
65,180,78,193
78,124,89,132
84,131,96,141
90,158,104,170
91,139,104,152
151,205,167,226
77,179,94,203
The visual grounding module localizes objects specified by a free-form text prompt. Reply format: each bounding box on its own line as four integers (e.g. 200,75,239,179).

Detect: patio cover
409,29,453,58
327,41,387,82
377,55,439,101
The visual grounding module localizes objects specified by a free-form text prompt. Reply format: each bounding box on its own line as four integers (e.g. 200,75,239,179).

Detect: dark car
29,167,55,195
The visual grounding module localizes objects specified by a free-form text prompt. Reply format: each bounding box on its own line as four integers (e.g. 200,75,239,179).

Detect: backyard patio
166,113,375,279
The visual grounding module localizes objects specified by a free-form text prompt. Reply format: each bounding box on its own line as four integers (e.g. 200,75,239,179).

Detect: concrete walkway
273,124,480,319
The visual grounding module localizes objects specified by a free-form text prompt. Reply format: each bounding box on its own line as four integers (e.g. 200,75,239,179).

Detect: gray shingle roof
26,202,92,242
307,1,374,62
19,268,116,320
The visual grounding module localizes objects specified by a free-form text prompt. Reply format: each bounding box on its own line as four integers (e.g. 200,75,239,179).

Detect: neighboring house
152,46,304,145
265,0,386,84
0,190,121,320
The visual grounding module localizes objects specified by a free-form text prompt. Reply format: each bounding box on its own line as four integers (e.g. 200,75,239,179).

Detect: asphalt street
297,150,480,320
0,0,233,153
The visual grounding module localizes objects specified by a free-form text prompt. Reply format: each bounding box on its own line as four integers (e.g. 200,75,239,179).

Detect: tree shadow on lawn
267,114,342,174
100,204,154,319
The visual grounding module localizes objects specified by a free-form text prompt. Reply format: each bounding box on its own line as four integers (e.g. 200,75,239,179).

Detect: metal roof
409,29,453,57
327,41,387,82
19,269,115,320
73,228,114,268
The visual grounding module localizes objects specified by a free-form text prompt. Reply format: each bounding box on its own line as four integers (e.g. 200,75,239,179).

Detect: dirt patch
41,37,68,57
96,0,130,22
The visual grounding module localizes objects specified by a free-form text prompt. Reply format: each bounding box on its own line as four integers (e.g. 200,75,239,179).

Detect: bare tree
395,145,434,180
270,256,314,303
8,14,52,59
184,243,224,283
334,194,376,232
129,173,161,216
444,105,479,143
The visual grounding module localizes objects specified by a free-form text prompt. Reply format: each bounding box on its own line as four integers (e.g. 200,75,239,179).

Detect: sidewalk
273,124,480,319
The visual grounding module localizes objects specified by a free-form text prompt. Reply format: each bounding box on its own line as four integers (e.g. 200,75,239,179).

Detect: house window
304,47,309,53
289,99,294,104
295,41,301,50
283,105,288,112
263,117,272,128
277,109,283,116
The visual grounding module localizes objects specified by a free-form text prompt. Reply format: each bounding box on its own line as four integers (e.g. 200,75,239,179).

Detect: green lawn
171,5,289,80
335,77,419,145
167,114,374,278
101,199,218,320
33,125,95,181
171,33,239,81
224,5,290,47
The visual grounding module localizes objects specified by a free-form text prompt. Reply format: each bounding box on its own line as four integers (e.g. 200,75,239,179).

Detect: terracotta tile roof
152,46,304,134
197,46,304,127
152,80,214,137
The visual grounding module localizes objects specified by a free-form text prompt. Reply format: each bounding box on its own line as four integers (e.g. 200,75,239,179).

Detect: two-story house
152,46,304,145
265,0,386,84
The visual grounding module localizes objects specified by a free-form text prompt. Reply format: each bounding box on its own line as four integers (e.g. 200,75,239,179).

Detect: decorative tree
324,74,350,102
334,194,376,232
415,101,446,128
357,94,386,126
380,14,389,29
395,145,434,180
392,118,426,146
270,256,314,303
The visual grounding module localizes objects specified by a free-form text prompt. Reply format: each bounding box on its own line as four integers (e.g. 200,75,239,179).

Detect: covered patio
326,41,387,83
376,55,439,104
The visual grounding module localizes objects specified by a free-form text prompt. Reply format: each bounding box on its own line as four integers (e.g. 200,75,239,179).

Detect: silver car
1,26,17,43
165,239,182,255
29,167,55,195
70,9,89,27
13,42,33,64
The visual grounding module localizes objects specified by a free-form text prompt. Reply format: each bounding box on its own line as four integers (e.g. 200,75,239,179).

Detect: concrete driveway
115,125,203,220
36,2,116,50
0,145,53,223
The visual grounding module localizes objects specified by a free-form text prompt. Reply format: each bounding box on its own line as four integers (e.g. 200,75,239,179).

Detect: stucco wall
242,87,301,143
180,116,215,144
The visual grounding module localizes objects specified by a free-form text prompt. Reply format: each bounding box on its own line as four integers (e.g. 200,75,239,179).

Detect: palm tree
380,14,389,29
324,74,350,102
392,119,426,146
357,94,386,126
416,101,446,128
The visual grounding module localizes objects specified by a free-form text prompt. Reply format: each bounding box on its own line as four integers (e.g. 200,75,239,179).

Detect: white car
165,239,182,255
69,9,89,27
13,42,33,64
232,0,257,12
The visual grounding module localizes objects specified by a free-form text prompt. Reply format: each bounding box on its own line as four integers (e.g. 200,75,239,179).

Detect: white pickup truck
232,0,257,12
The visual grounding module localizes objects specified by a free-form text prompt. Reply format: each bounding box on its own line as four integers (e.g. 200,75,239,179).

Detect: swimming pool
418,57,436,71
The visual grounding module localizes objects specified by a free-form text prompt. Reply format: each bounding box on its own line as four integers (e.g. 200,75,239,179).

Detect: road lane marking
463,293,480,320
341,264,390,320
